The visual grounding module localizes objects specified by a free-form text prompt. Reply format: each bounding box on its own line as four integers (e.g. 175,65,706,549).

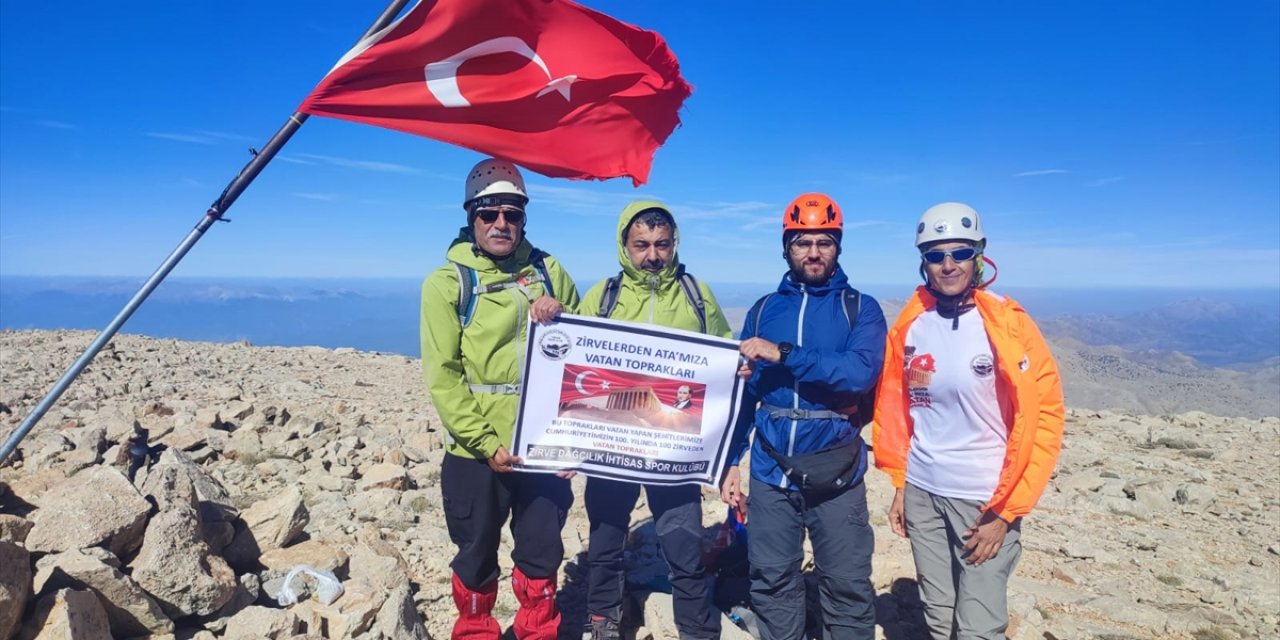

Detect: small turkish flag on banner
299,0,692,185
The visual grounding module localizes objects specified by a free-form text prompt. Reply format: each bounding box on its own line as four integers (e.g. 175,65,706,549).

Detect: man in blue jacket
720,193,886,639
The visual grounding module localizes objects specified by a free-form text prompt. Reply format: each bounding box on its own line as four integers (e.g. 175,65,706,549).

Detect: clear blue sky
1,2,1277,290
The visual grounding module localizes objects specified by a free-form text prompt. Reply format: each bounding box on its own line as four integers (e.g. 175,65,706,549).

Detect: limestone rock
131,504,237,618
32,549,172,637
25,588,112,640
358,463,409,491
259,540,350,576
0,541,32,640
0,514,33,544
25,466,149,557
4,468,65,509
224,487,309,568
369,578,428,640
222,605,299,640
199,573,261,633
290,579,385,639
154,448,238,521
139,460,199,513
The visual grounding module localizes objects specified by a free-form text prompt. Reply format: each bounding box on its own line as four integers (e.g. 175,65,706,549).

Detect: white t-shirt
903,308,1012,501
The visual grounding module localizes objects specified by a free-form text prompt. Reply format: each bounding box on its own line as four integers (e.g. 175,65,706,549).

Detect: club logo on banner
538,329,572,360
514,314,745,486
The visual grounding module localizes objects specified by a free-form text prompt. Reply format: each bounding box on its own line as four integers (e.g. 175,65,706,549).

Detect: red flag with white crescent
299,0,692,185
560,364,704,413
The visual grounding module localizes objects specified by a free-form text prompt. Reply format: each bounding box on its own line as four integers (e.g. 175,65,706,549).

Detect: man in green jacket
420,158,581,640
579,201,733,640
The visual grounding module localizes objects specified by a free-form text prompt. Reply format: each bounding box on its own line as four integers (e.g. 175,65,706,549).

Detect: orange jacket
872,287,1065,522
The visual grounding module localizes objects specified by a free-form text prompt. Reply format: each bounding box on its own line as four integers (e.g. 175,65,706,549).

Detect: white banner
513,313,745,486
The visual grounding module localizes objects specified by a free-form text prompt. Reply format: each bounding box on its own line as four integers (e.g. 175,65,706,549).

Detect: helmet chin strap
919,264,977,330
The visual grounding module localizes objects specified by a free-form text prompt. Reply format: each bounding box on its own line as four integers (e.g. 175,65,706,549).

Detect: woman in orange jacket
872,202,1065,640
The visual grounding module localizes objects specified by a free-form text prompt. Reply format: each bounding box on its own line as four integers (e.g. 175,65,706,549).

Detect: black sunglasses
921,247,978,264
475,207,525,225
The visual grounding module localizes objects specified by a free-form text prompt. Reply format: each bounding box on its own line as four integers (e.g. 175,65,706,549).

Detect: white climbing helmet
463,158,528,208
915,202,985,248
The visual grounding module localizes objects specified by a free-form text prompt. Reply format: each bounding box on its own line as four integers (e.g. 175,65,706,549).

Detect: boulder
6,468,68,509
259,540,350,576
0,515,33,544
153,449,238,521
222,605,299,640
130,503,237,618
369,578,429,639
32,549,173,637
62,425,106,469
139,460,199,513
290,579,385,639
224,487,309,569
25,588,112,640
358,463,409,491
25,466,150,557
0,541,31,640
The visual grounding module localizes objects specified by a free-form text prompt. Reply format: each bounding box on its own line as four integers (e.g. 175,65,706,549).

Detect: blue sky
1,1,1277,290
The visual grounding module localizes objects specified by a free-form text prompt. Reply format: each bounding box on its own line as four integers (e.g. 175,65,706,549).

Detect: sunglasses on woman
475,207,525,225
921,247,978,264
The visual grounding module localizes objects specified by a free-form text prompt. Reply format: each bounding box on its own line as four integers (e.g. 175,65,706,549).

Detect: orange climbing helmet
783,193,843,233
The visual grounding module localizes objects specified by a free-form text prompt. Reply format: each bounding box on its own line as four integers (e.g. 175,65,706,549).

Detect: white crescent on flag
574,370,599,395
424,36,578,108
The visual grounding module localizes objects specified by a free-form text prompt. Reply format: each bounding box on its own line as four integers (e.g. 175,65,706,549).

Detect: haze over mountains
2,276,1277,417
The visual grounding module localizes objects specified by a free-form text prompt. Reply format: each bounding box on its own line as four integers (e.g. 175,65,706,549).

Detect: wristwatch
777,341,794,364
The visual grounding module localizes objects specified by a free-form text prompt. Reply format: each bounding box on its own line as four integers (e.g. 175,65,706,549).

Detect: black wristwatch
777,341,794,364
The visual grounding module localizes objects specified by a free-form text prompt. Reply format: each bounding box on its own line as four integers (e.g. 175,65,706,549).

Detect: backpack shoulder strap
597,272,624,318
529,248,555,299
452,262,480,328
676,270,707,333
748,293,774,339
841,288,862,330
841,287,878,427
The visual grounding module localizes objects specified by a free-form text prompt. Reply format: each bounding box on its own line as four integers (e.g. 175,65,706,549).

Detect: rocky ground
0,330,1277,639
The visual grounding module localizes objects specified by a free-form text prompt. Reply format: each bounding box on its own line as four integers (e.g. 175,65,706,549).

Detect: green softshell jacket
579,201,734,338
420,229,580,460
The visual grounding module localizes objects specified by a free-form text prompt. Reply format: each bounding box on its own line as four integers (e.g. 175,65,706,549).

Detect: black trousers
747,476,875,640
441,453,574,589
585,477,720,639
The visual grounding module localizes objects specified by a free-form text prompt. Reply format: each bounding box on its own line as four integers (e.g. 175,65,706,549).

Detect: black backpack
746,288,876,427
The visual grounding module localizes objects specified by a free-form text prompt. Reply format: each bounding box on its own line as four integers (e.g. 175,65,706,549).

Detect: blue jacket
728,266,887,490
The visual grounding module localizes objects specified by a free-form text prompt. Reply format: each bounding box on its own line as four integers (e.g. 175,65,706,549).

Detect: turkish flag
299,0,692,185
560,364,704,413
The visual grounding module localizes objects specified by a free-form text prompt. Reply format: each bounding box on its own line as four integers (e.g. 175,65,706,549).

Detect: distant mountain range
2,276,1277,417
1040,297,1280,368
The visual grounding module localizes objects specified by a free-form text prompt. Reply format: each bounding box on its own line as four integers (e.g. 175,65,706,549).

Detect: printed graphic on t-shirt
906,348,936,408
970,354,994,378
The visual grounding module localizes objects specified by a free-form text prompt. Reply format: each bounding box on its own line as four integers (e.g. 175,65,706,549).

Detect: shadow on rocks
875,577,929,640
555,550,610,640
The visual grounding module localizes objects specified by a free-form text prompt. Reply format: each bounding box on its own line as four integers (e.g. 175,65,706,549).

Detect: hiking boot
589,615,621,640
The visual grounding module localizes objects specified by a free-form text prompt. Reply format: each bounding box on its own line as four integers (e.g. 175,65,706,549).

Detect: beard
788,255,837,286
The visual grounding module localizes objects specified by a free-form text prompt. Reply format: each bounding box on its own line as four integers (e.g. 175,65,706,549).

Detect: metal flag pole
0,0,412,464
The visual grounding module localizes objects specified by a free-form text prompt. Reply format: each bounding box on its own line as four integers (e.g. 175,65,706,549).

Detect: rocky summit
0,329,1277,639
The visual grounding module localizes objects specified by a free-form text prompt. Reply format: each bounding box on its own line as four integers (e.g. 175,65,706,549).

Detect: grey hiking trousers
904,483,1022,640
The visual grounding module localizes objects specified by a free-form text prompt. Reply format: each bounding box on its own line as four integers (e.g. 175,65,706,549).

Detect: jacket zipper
647,275,658,324
778,283,808,488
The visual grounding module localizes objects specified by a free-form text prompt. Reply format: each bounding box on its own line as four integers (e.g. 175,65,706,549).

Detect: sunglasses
475,207,525,225
921,247,978,264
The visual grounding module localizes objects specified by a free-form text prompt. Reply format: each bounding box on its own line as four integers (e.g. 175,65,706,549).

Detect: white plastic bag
277,565,344,606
